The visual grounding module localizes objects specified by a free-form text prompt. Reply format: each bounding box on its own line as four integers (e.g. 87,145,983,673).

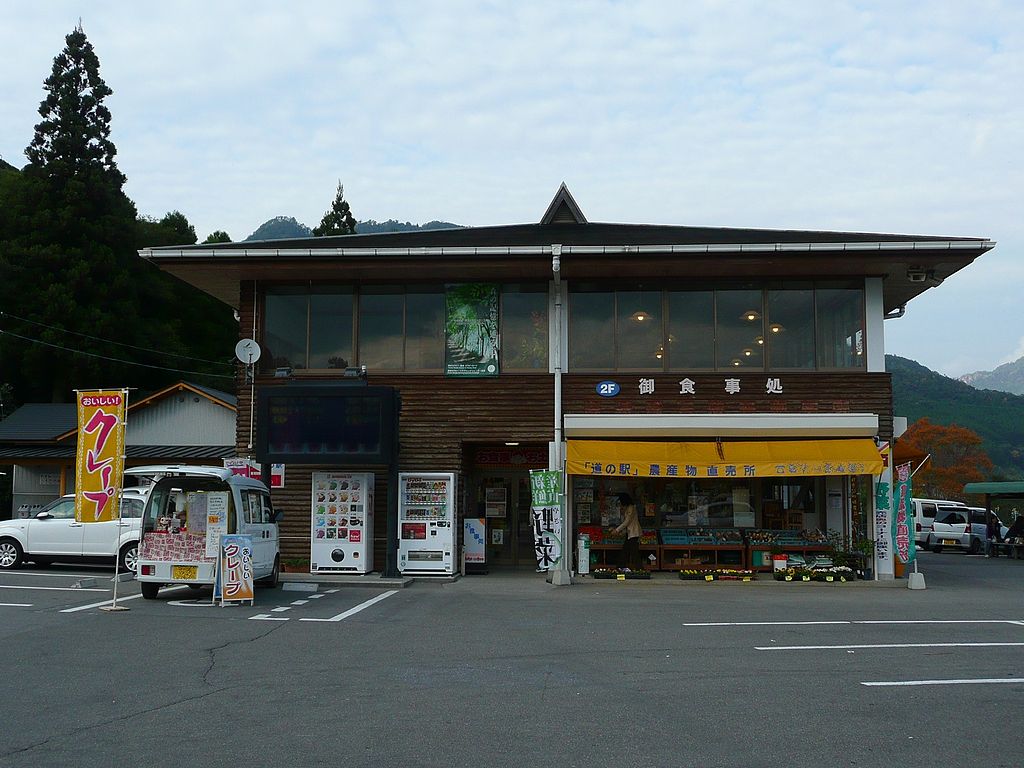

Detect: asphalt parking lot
0,551,1021,768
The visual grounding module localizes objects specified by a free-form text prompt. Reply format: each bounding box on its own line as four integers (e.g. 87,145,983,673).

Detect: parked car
0,488,149,571
927,505,1008,554
911,497,966,549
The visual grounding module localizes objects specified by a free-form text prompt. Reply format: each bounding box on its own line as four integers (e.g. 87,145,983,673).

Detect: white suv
0,488,149,571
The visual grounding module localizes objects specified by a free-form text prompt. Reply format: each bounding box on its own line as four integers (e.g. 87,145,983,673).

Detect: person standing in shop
613,492,642,570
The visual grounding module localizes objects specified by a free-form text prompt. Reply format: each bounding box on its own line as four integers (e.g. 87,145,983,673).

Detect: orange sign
75,390,128,523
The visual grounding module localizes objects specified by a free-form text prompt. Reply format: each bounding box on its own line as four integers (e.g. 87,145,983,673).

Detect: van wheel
258,556,280,588
0,539,23,570
931,543,943,553
968,537,982,555
141,582,161,600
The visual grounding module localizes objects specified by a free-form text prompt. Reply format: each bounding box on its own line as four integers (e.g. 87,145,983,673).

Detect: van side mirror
272,510,284,523
35,512,53,520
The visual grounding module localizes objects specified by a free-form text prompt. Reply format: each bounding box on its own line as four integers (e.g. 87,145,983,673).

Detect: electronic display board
256,385,398,465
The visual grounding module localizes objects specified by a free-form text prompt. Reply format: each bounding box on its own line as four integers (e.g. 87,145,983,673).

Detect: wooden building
140,186,993,575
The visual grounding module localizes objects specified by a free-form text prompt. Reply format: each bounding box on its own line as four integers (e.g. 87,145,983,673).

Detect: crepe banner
75,390,128,523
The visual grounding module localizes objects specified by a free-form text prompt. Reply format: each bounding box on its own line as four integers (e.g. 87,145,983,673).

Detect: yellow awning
566,439,882,479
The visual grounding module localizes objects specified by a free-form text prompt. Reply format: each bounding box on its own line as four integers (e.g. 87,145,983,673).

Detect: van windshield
144,478,237,535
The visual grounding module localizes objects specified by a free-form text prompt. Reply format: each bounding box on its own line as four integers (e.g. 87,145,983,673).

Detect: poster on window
445,284,499,377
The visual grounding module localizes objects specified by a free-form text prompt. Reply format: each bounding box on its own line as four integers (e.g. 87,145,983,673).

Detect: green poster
445,284,500,377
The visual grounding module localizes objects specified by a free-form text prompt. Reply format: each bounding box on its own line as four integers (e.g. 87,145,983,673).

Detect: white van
911,497,966,548
128,466,280,600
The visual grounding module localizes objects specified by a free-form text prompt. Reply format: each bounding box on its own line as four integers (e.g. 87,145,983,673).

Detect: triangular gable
539,182,587,225
54,381,236,442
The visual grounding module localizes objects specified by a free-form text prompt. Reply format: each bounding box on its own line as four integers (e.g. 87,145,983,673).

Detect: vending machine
398,472,456,575
310,472,375,574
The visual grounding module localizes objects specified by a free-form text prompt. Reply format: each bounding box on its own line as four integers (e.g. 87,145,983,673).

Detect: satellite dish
234,338,262,365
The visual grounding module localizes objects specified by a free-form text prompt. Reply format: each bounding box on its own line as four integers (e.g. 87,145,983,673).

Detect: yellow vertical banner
75,390,128,523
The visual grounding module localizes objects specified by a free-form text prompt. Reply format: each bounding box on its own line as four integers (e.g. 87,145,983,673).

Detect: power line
0,310,234,366
0,329,236,380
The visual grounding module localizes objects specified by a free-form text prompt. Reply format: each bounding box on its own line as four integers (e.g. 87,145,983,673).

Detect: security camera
906,269,927,283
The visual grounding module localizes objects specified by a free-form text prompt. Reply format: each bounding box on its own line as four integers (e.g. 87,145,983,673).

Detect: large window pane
501,287,549,370
358,290,404,370
715,289,764,370
668,291,714,369
767,289,814,369
264,290,307,370
309,291,353,369
405,290,444,369
816,287,864,368
569,292,614,369
616,290,663,369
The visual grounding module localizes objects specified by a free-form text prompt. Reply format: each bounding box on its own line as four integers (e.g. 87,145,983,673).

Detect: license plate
172,565,198,580
942,539,958,546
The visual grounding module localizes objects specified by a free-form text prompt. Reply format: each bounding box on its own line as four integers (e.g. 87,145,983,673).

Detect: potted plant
281,557,310,573
770,544,788,572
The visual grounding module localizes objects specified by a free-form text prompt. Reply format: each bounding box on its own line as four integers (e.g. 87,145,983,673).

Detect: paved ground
0,551,1021,768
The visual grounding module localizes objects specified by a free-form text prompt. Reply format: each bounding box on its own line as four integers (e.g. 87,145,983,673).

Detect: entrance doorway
473,472,534,568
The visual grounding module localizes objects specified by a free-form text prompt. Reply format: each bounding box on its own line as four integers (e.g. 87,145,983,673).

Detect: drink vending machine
398,472,456,575
310,471,374,574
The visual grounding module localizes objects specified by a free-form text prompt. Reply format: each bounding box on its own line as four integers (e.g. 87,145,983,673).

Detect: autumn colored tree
899,418,993,500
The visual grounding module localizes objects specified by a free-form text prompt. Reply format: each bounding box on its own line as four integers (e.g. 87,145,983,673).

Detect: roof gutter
139,239,996,261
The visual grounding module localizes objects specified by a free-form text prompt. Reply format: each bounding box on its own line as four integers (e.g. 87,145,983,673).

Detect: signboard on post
873,443,895,579
214,534,254,605
75,390,128,523
529,469,563,571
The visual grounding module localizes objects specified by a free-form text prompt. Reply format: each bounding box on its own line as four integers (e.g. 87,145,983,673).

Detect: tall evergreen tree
312,181,357,236
0,26,234,403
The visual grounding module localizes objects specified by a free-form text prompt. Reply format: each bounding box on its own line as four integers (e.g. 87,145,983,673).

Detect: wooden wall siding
241,374,555,561
562,373,894,438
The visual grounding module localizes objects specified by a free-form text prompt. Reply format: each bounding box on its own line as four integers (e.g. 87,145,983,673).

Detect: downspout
550,245,571,585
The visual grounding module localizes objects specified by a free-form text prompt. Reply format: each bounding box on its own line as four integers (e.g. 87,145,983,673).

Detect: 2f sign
596,381,620,397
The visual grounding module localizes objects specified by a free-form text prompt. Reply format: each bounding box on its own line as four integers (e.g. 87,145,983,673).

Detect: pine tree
312,181,358,236
26,23,124,188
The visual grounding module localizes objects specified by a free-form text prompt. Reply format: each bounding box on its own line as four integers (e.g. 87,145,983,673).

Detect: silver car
928,505,1007,554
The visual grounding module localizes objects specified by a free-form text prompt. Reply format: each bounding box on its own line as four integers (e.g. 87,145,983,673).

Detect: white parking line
685,619,1024,628
1,603,33,607
299,590,398,623
1,584,107,593
0,571,112,579
757,642,1024,651
862,678,1024,687
59,585,188,613
271,606,291,612
290,600,309,605
249,614,289,621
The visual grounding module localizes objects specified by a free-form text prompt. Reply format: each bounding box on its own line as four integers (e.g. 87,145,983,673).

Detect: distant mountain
245,216,463,241
245,216,312,241
356,219,462,234
888,354,1024,478
959,357,1024,396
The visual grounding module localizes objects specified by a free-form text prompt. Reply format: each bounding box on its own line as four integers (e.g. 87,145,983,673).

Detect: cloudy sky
1,1,1021,377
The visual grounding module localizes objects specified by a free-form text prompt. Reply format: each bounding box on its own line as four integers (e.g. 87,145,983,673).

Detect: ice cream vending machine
398,472,456,575
310,472,374,574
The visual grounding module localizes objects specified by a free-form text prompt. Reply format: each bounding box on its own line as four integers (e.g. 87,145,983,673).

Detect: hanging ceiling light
631,310,650,323
769,322,785,334
741,309,760,322
731,358,742,366
742,348,753,357
754,336,764,346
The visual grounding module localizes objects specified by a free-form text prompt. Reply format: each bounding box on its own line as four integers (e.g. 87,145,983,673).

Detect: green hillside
888,354,1024,479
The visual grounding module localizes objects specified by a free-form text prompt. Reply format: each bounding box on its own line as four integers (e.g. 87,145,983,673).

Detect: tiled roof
0,404,76,441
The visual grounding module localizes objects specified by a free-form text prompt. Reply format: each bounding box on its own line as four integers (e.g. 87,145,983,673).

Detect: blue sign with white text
596,381,620,397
